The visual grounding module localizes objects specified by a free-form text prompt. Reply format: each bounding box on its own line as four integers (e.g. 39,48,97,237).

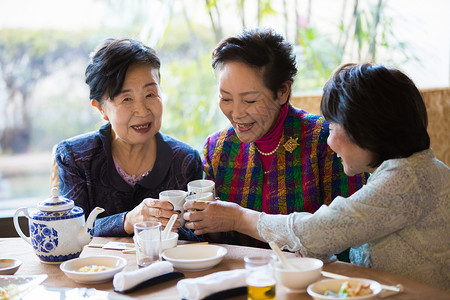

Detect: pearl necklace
253,139,282,156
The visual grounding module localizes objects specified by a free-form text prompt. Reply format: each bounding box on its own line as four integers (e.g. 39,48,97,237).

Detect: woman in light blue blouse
195,63,450,289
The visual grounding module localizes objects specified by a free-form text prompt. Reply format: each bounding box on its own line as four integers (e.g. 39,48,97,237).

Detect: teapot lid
37,187,74,212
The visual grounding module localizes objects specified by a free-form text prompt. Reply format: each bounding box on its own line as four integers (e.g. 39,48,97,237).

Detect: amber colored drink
247,283,276,300
245,255,277,300
247,276,276,300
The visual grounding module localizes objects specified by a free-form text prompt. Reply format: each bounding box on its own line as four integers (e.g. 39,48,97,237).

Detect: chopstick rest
177,269,247,300
113,261,175,292
114,271,184,294
121,242,210,254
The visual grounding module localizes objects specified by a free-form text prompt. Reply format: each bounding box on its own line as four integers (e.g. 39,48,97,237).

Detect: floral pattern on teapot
13,187,105,264
30,223,58,253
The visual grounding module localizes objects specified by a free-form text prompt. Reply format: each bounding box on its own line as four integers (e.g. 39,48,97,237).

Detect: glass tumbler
244,255,277,300
134,221,162,267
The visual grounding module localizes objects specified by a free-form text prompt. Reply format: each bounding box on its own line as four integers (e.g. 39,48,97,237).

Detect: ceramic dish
162,244,227,271
0,274,47,299
60,255,127,284
275,257,323,292
162,232,179,250
307,278,382,300
0,258,22,275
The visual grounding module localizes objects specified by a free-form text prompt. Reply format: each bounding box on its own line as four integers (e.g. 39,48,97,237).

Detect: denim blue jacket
55,123,203,239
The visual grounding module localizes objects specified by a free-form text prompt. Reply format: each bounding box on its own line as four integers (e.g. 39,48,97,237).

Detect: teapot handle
13,207,32,246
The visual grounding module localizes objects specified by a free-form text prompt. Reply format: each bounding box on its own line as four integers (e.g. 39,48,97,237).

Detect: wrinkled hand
124,198,180,235
183,199,242,235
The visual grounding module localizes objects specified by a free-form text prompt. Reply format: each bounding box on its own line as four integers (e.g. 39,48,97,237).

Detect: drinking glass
134,221,162,267
245,255,277,300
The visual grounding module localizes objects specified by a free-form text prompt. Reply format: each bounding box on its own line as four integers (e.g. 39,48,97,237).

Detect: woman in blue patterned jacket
55,39,202,238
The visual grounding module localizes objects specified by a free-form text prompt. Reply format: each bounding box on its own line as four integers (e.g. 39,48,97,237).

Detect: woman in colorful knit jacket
183,28,368,248
186,63,450,289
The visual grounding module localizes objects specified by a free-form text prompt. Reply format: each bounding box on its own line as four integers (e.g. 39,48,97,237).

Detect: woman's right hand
123,198,180,235
183,198,263,240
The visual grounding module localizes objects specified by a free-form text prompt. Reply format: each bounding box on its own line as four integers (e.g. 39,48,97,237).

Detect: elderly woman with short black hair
56,39,202,238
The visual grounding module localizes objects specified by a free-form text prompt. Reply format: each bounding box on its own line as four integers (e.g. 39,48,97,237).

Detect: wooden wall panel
291,87,450,167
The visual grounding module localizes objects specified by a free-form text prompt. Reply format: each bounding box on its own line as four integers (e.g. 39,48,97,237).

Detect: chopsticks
321,271,404,293
122,249,137,254
321,271,348,280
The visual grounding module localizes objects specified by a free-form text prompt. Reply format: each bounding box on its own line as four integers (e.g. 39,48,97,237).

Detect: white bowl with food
307,278,382,300
275,257,323,292
60,255,127,284
0,259,22,275
162,244,227,271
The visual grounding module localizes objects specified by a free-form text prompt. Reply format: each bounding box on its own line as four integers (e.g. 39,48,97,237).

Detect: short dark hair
85,38,160,103
212,28,297,101
320,63,430,167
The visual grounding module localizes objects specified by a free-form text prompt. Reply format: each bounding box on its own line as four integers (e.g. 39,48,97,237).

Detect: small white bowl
60,255,127,284
307,278,382,300
162,244,227,271
162,232,178,250
0,258,22,275
275,257,323,292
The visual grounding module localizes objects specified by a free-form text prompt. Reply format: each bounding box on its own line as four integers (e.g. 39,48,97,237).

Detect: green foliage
259,0,277,17
0,0,418,155
29,70,101,151
0,28,99,153
162,53,227,151
295,27,341,93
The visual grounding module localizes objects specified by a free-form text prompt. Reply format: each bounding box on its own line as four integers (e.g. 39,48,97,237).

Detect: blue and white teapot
13,187,104,264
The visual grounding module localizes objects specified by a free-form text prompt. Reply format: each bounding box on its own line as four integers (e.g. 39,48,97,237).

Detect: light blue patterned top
258,149,450,290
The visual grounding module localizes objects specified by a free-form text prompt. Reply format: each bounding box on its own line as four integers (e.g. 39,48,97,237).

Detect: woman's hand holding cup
123,198,181,235
185,192,215,211
159,190,188,227
183,197,241,235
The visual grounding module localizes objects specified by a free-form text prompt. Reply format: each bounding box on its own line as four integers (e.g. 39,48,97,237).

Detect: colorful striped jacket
203,105,368,247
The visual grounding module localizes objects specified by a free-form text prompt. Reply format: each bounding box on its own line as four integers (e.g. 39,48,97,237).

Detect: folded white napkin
113,261,173,292
177,269,247,300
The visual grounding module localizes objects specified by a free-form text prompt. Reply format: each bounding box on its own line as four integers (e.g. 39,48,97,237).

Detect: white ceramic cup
187,179,216,197
159,190,188,226
185,192,215,203
133,221,162,267
185,192,215,212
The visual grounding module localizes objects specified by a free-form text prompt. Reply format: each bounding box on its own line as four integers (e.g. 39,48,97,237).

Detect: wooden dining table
0,237,448,299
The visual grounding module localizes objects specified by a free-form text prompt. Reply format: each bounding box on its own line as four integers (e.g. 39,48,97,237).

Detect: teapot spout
79,207,105,246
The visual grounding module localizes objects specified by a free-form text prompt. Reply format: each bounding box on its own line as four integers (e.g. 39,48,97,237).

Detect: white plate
307,278,382,300
0,274,48,300
162,244,227,271
60,255,127,284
